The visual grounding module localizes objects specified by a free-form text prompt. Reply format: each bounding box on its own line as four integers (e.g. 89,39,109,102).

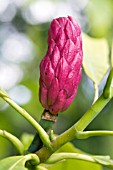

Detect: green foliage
48,159,102,170
0,1,113,170
82,33,110,85
0,154,39,170
48,143,102,170
0,156,28,170
1,143,113,170
0,31,113,170
0,29,113,170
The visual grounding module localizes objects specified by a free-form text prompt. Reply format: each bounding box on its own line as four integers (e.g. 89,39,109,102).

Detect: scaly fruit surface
39,16,83,115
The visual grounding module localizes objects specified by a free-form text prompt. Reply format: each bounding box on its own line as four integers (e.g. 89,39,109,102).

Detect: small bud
39,16,83,115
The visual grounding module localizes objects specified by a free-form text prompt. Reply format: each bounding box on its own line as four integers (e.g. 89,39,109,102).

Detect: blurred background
0,0,113,169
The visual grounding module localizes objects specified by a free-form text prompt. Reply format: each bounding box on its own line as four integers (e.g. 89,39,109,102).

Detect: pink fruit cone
39,16,83,115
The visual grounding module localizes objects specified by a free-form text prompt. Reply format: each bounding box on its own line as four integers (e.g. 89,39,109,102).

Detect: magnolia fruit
39,16,83,115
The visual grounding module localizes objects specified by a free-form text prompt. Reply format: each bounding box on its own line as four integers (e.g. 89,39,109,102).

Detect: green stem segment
46,153,95,164
28,110,57,153
0,130,24,155
75,93,112,132
76,130,113,139
103,68,113,98
75,68,113,132
0,92,51,149
46,153,113,169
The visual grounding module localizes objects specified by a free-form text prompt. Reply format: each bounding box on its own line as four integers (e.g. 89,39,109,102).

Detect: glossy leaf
48,143,102,170
82,33,109,85
0,154,40,170
48,159,102,170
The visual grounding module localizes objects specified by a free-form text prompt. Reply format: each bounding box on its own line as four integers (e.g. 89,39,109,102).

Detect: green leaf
48,143,102,170
56,142,83,153
0,156,27,170
0,154,40,170
48,158,102,170
82,33,110,85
